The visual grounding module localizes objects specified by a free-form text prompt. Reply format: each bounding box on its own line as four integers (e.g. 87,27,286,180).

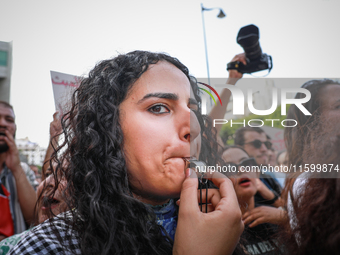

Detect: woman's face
222,148,257,201
37,168,68,223
119,61,201,205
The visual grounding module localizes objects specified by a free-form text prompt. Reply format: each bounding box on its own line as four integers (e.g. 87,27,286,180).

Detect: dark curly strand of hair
45,51,199,255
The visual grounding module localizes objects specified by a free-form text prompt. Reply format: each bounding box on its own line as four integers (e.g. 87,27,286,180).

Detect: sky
1,0,339,148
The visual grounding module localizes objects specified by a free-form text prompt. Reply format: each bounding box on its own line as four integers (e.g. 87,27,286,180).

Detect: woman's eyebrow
138,93,179,104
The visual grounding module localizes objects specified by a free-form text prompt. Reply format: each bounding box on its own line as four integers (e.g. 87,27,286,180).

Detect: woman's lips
41,196,60,210
238,178,251,187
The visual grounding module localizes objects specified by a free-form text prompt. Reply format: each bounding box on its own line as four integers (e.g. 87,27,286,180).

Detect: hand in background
50,111,62,138
3,130,21,174
255,178,284,208
242,206,287,228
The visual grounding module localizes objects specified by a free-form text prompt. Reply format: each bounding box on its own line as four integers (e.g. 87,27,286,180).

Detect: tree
219,105,290,145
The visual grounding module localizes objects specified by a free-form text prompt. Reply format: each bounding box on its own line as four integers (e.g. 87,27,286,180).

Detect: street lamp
201,3,226,87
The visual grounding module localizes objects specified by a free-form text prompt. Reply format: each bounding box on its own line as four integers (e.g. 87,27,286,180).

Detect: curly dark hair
43,50,223,255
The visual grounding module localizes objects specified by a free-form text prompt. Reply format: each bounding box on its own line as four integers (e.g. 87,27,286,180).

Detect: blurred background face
243,131,269,166
37,168,68,224
0,104,16,153
277,151,287,166
267,149,278,166
120,61,201,205
222,148,257,201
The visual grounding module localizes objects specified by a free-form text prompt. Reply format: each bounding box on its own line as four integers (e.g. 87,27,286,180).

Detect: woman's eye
148,104,170,114
45,169,52,178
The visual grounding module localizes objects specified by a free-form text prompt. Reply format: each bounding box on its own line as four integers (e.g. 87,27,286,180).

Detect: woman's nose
182,111,201,143
189,111,201,142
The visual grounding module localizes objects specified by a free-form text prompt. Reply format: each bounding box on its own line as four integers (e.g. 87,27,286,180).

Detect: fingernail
186,168,192,178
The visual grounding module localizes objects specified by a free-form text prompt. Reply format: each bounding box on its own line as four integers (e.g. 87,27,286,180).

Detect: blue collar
151,199,178,240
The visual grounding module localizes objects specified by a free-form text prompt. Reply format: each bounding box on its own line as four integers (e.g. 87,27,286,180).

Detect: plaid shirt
8,212,80,255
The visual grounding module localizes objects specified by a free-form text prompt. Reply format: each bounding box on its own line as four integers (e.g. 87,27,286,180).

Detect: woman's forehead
130,61,191,96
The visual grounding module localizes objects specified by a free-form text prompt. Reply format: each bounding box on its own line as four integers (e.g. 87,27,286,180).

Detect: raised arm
42,112,61,181
208,53,246,135
3,130,36,225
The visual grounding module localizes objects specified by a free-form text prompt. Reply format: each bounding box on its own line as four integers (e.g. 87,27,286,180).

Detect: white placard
50,70,80,116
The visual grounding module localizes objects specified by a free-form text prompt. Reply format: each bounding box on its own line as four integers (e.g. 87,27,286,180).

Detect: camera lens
237,24,262,60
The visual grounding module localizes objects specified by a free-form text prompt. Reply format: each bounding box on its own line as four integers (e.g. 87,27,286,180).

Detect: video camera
227,24,273,74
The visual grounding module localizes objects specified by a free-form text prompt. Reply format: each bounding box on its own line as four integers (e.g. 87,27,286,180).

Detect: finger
199,204,214,213
243,215,255,225
231,53,247,65
205,172,235,200
237,53,247,65
197,189,221,206
245,208,260,215
242,213,250,220
243,212,262,225
200,172,240,214
4,130,15,147
178,168,200,215
53,111,59,120
249,218,264,228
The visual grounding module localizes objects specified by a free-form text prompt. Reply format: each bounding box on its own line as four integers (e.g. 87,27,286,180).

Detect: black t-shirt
255,173,282,206
240,222,286,255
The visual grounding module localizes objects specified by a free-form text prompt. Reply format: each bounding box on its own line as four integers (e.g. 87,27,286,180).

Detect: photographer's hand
208,53,247,134
227,53,247,85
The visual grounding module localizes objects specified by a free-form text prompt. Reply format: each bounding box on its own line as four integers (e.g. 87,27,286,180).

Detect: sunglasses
225,157,257,169
244,140,272,149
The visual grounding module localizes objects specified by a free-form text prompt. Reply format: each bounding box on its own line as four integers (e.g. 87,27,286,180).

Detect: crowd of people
0,50,338,254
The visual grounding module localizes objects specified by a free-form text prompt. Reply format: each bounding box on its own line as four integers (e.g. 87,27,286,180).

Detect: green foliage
220,104,290,145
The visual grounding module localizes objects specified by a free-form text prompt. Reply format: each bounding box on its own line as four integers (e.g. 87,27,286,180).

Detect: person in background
234,127,282,206
282,79,340,254
1,112,67,253
29,165,41,184
266,136,286,188
0,101,38,241
222,146,286,255
267,148,278,167
0,163,69,254
276,151,287,166
283,109,340,254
